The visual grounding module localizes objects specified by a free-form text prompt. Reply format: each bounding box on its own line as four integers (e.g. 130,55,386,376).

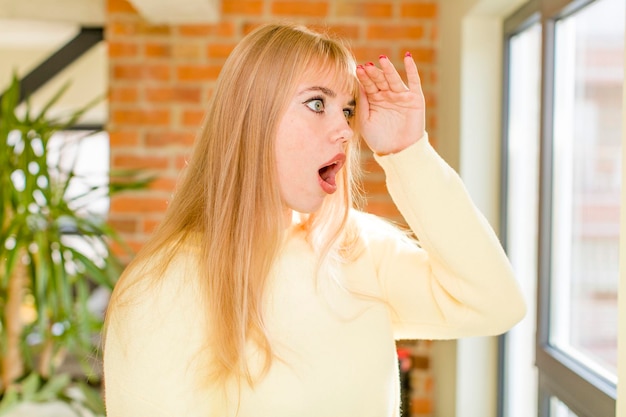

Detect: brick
361,155,384,174
172,44,203,59
145,87,202,103
108,130,140,146
430,24,438,41
112,64,171,81
109,239,143,259
109,20,170,36
222,0,263,15
109,86,139,103
109,41,139,57
271,1,328,17
145,131,196,147
111,109,171,126
112,153,170,170
352,46,393,63
175,154,190,169
181,109,206,126
205,87,215,101
144,64,172,81
401,2,438,19
207,43,236,59
410,397,433,414
107,218,138,233
424,374,434,392
136,21,171,36
148,177,179,192
143,218,162,234
176,65,222,81
336,2,393,18
178,22,235,37
401,47,436,63
242,22,264,35
367,24,424,40
112,64,143,80
424,92,437,109
145,42,171,58
107,21,136,36
110,196,169,213
144,87,174,103
363,179,388,195
364,200,403,222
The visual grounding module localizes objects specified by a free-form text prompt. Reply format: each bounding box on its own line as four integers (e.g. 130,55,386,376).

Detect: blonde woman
103,23,525,416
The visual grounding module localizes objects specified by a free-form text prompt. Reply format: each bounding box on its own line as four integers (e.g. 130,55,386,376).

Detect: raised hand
356,53,426,155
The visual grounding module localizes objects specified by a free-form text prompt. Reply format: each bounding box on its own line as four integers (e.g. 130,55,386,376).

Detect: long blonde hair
106,23,364,385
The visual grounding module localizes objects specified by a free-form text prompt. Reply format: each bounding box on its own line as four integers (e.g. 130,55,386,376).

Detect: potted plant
0,76,149,416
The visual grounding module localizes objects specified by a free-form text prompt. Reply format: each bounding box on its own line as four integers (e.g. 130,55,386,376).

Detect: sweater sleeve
371,133,526,340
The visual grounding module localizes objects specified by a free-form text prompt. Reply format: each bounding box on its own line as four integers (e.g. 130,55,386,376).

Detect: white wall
435,1,526,416
617,5,626,415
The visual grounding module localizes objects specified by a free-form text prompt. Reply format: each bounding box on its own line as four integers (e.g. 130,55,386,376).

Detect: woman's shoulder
107,238,204,322
350,209,415,245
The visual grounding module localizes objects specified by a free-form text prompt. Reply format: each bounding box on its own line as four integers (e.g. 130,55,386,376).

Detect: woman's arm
356,55,525,339
369,133,526,339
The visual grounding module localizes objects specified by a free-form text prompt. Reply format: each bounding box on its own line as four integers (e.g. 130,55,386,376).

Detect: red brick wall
106,1,438,415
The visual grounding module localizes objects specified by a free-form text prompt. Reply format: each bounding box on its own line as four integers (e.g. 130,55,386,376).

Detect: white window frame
500,0,622,416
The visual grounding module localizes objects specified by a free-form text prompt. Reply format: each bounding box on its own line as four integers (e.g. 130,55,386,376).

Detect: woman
103,23,525,416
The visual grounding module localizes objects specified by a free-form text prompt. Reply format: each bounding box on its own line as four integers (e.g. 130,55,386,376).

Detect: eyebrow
300,86,356,106
300,86,336,97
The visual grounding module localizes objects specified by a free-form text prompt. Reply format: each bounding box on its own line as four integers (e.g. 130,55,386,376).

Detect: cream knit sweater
103,135,526,417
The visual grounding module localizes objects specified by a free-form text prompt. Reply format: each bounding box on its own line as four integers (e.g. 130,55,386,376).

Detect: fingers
356,64,378,95
378,56,407,92
356,52,422,94
358,61,390,93
403,52,422,92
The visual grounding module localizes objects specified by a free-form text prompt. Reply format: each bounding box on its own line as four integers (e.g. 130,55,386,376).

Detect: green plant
0,76,150,415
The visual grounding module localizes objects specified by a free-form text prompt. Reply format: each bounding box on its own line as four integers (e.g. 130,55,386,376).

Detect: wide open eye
305,98,325,113
343,107,355,120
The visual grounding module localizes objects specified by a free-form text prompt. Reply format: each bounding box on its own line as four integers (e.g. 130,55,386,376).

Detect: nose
331,111,354,144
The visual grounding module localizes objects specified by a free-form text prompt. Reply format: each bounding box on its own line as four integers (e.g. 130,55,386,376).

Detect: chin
288,199,325,215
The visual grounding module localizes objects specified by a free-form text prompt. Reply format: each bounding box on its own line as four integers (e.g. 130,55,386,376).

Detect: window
500,16,542,417
501,0,624,416
47,129,110,218
551,397,581,417
549,0,621,382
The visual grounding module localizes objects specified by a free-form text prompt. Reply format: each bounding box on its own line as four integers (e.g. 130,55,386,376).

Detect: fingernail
366,62,374,66
379,54,387,60
357,64,364,70
405,51,412,58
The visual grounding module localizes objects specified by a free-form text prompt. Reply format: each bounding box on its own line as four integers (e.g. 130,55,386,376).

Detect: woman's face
275,70,356,214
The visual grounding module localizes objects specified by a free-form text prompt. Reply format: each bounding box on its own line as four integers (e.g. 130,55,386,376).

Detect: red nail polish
405,51,412,58
379,54,387,60
357,64,364,70
366,62,374,66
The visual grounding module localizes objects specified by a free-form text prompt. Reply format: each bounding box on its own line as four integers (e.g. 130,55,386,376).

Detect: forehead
297,59,358,98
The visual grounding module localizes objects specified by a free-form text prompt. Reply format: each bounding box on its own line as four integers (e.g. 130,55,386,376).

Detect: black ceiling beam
1,27,104,104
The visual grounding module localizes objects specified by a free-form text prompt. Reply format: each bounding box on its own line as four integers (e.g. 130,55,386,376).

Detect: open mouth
318,155,345,194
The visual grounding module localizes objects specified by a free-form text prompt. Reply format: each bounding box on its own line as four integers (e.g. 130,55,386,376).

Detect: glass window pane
550,0,624,382
47,130,110,218
550,397,580,417
503,22,541,417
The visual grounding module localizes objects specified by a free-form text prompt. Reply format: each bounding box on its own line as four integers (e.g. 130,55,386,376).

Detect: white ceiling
0,0,221,125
